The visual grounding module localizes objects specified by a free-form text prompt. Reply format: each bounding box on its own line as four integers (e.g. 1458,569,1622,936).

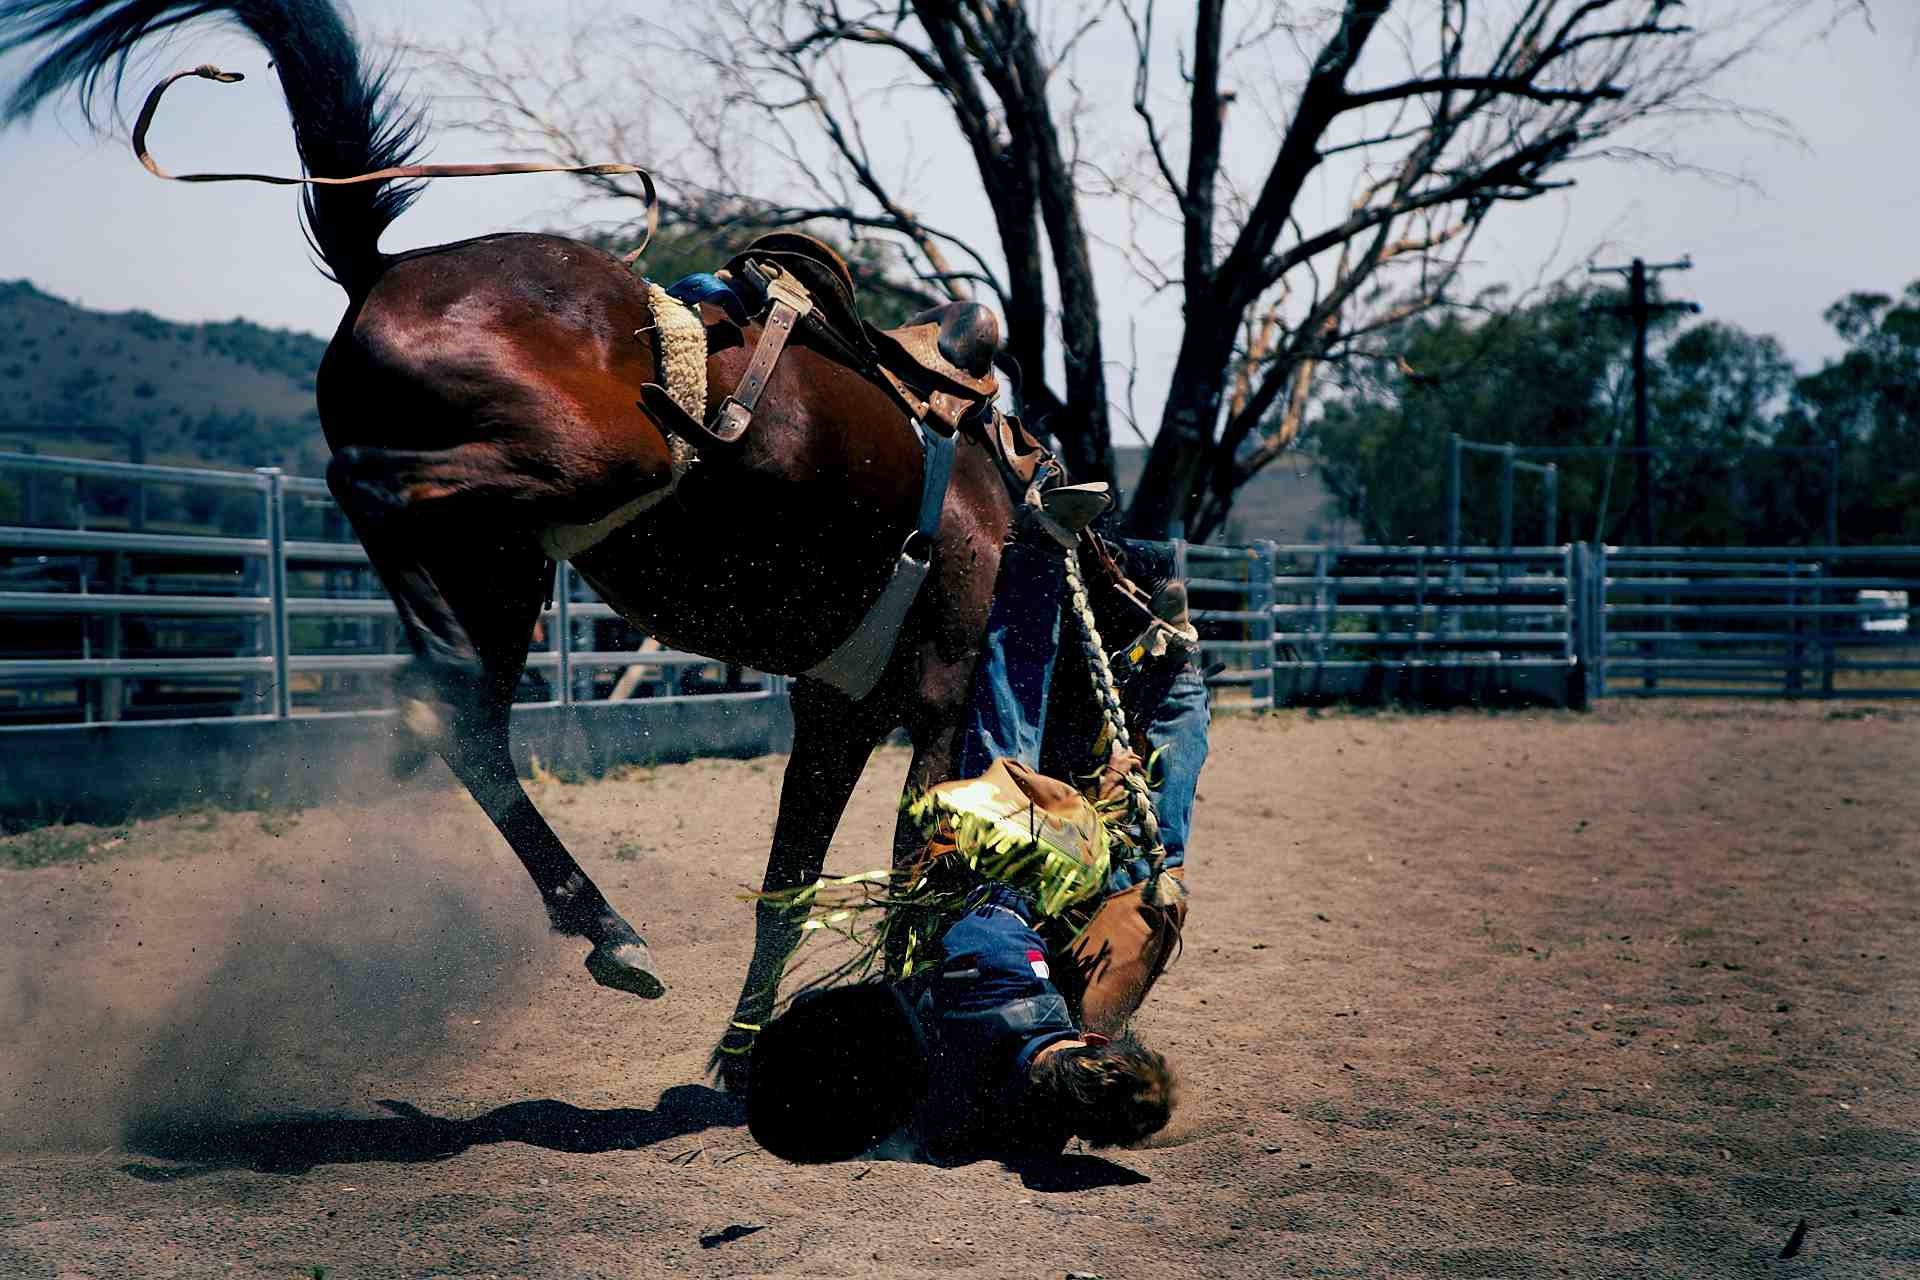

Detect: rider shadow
117,1085,742,1181
1002,1152,1152,1193
890,1138,1151,1194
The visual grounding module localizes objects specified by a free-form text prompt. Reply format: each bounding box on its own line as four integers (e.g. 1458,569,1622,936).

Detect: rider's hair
1027,1031,1177,1148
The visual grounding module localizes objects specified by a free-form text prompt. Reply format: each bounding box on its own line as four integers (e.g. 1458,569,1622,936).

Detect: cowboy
909,881,1177,1158
962,482,1212,1034
747,882,1177,1164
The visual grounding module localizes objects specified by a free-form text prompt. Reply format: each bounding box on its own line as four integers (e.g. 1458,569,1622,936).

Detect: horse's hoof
390,695,445,778
390,739,433,780
707,1036,754,1095
585,938,666,998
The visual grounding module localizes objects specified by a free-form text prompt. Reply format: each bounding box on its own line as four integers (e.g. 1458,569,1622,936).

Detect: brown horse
1,0,1031,1073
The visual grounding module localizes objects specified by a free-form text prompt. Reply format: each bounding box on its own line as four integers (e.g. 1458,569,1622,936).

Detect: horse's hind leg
327,442,663,998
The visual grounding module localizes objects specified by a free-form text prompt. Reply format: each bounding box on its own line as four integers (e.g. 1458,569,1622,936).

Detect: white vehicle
1859,589,1910,634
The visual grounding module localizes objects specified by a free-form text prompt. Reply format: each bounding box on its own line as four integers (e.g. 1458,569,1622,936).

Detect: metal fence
1180,540,1919,704
6,450,1919,729
1181,542,1587,706
0,450,775,727
1596,545,1920,698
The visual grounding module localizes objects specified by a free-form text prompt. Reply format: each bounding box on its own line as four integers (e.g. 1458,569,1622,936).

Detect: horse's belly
569,508,890,675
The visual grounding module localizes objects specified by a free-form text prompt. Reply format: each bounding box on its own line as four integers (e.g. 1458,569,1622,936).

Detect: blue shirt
913,886,1080,1157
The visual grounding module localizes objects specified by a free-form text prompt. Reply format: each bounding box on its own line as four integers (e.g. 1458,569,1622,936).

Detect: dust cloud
0,781,551,1152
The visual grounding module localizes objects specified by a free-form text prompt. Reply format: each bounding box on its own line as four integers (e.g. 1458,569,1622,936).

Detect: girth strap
642,259,962,702
800,420,955,701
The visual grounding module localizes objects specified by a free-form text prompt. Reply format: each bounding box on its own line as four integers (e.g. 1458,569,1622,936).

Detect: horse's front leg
712,678,888,1090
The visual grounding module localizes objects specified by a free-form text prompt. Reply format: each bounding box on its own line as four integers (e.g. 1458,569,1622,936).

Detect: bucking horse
0,0,1174,1083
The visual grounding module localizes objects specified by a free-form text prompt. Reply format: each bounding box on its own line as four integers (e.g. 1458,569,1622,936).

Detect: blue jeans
958,543,1210,893
957,540,1064,778
1106,663,1210,894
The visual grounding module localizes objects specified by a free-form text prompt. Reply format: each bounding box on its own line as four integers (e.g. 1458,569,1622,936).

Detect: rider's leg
956,536,1065,776
955,481,1111,776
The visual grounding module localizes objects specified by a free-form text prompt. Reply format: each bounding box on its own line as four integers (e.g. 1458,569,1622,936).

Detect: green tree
1647,321,1797,545
1311,287,1818,546
1311,284,1637,545
1796,282,1920,542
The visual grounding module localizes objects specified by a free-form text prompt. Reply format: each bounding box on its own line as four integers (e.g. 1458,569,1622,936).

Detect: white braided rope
1062,546,1165,894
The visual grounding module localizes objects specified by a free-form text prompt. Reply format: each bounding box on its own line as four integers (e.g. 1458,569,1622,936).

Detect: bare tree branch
394,0,1872,537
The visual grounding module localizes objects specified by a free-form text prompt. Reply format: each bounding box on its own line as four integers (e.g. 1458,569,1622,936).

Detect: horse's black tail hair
0,0,424,295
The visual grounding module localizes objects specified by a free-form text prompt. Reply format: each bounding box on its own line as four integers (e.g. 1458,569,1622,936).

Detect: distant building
1111,447,1353,545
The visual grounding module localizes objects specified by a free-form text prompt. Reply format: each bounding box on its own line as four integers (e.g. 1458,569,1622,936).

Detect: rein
133,65,658,261
1062,548,1169,902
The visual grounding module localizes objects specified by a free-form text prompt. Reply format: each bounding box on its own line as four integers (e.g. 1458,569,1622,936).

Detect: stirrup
1023,481,1111,549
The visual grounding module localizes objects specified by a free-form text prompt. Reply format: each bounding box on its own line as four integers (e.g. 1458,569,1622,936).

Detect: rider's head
1027,1032,1177,1147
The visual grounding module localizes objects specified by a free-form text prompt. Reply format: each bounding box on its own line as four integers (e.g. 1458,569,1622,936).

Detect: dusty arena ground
2,701,1918,1278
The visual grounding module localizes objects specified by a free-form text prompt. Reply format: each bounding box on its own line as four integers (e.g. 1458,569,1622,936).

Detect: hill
1112,446,1351,546
0,281,1347,545
0,280,330,473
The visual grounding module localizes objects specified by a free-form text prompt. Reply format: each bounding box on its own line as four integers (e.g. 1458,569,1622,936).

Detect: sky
1,0,1915,435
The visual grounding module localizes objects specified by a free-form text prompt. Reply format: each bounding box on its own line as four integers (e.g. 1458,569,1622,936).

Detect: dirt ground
2,700,1918,1279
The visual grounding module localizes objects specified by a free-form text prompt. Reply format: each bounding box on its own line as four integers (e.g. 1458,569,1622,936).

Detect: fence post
1313,547,1332,683
1499,444,1516,549
1414,548,1429,667
258,467,292,719
1445,434,1462,548
1565,543,1579,700
1251,540,1276,708
1819,552,1836,699
1593,543,1608,699
1784,560,1805,697
555,560,573,705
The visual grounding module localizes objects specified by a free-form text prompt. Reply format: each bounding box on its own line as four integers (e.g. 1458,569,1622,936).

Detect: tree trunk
1124,319,1235,537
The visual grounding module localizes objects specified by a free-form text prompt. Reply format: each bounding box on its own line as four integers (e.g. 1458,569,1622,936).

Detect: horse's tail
1,0,423,295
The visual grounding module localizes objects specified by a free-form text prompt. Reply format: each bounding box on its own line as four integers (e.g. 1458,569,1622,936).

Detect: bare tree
403,0,1864,540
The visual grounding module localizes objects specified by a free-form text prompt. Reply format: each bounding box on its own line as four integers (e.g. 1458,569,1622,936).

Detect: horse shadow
118,1084,742,1180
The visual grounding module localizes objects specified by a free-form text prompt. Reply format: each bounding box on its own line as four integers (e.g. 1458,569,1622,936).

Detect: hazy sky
2,0,1915,432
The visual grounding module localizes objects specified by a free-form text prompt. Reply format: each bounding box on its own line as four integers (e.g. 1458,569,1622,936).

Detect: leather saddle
721,233,1042,479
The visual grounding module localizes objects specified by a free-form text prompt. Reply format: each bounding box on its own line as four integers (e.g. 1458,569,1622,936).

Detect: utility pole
1589,256,1700,546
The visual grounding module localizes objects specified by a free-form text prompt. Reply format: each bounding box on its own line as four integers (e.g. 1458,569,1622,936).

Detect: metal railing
7,451,1919,723
1597,545,1920,698
1172,539,1919,704
0,451,774,726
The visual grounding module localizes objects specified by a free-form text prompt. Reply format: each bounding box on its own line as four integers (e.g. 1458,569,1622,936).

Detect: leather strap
916,422,957,544
711,268,816,442
877,367,977,438
715,299,798,443
799,415,956,701
133,65,660,261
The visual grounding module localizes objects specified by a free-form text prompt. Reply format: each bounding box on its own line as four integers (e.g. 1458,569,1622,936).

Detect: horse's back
317,233,666,464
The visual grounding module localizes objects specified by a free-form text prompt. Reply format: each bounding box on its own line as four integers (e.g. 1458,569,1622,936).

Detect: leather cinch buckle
762,269,816,319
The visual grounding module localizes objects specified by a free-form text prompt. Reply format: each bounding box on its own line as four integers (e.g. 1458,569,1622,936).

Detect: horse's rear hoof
586,938,666,998
390,695,445,778
390,739,433,780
